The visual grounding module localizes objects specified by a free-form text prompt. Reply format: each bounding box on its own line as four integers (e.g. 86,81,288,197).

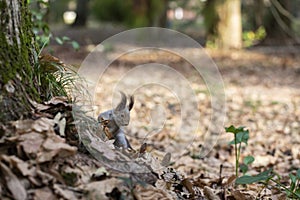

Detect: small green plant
239,155,255,175
27,0,80,103
54,36,80,51
30,0,51,48
225,125,252,177
226,125,300,198
236,168,300,199
243,26,266,47
30,0,80,51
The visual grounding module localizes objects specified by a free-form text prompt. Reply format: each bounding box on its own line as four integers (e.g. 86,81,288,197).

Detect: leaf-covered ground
1,42,299,199
91,46,300,199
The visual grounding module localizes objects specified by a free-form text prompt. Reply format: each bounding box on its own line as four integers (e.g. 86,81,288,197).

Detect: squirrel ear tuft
115,91,127,111
128,95,134,111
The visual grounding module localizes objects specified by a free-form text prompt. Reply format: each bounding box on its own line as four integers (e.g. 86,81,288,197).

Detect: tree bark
72,0,89,27
0,0,37,123
254,0,265,29
203,0,242,49
262,0,295,45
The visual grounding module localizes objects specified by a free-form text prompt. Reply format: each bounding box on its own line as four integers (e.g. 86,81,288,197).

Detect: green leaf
295,190,300,198
238,131,249,144
36,13,43,21
296,169,300,179
225,125,241,134
55,37,64,45
244,156,255,165
71,41,80,50
289,174,297,184
236,168,273,184
229,130,249,145
225,125,246,134
239,164,248,174
62,36,70,41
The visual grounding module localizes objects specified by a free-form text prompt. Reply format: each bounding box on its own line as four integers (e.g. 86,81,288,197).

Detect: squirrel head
98,92,134,128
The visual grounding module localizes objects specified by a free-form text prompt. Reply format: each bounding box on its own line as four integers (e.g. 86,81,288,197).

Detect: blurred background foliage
31,0,300,48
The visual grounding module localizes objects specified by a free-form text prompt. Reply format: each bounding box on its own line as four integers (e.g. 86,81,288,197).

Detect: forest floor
1,32,300,199
55,43,300,199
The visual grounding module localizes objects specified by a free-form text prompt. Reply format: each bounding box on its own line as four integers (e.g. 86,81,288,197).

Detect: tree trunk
72,0,89,27
0,0,37,123
203,0,242,49
262,0,294,45
158,0,168,27
253,0,265,29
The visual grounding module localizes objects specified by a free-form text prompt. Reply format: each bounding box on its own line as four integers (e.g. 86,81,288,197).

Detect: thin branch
270,0,295,21
269,3,295,39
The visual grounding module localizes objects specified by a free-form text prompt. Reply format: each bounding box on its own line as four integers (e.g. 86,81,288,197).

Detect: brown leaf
224,175,236,187
203,186,221,200
37,150,59,163
32,118,55,133
13,119,35,134
2,155,36,177
37,170,54,185
19,132,44,155
83,178,123,199
134,184,174,200
0,162,27,200
161,152,171,167
29,99,51,111
231,189,248,200
40,54,65,66
139,143,147,154
36,134,76,163
181,178,195,197
33,187,55,200
53,184,76,199
13,118,55,135
45,96,69,106
42,135,77,156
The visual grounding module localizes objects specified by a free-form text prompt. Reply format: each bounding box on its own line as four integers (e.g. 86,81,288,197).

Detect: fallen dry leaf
45,96,69,106
203,186,220,200
13,119,36,134
32,118,55,133
83,178,123,200
37,150,60,163
19,132,44,156
33,187,56,200
0,162,27,200
231,189,250,200
161,152,171,167
29,99,51,111
53,184,76,199
38,134,77,162
181,178,195,198
1,155,36,177
224,175,236,187
134,184,175,200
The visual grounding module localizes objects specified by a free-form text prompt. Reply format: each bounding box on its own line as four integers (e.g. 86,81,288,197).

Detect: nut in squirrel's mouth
102,125,114,140
99,120,109,126
99,121,114,140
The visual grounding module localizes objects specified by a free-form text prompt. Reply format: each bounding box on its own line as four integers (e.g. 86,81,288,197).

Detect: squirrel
98,92,134,149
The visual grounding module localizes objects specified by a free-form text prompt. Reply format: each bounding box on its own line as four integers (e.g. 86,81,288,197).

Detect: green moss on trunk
0,0,38,123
